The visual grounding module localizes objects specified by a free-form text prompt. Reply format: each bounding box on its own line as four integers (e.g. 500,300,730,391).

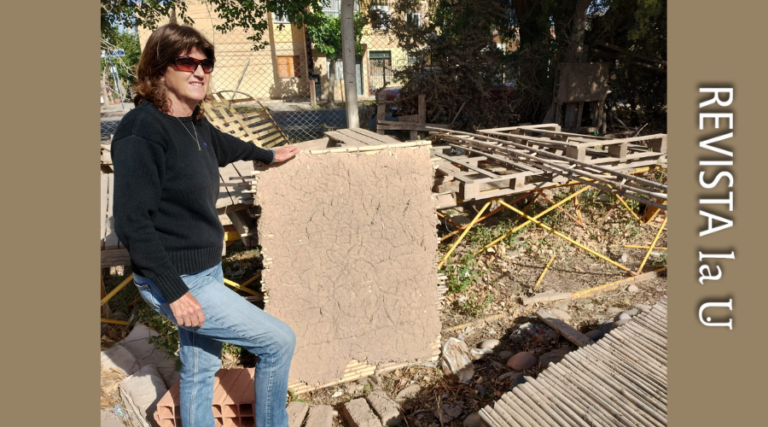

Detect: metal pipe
437,200,491,268
496,200,632,272
101,274,134,307
637,216,668,273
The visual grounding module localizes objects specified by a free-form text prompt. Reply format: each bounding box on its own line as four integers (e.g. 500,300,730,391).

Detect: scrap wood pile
429,124,667,211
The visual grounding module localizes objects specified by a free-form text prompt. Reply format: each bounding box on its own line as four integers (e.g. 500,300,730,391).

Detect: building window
406,12,420,27
273,12,290,24
323,0,359,17
370,0,390,30
277,56,301,78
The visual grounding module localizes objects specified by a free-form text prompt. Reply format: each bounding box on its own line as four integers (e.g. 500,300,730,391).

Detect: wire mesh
101,1,428,143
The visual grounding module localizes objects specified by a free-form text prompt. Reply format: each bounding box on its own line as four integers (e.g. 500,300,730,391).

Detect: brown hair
133,24,215,121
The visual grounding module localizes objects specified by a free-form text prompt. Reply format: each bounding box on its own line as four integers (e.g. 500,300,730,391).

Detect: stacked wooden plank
203,91,290,149
429,124,667,209
479,296,667,427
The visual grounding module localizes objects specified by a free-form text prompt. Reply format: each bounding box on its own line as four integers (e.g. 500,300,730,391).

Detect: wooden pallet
203,91,290,148
430,125,667,208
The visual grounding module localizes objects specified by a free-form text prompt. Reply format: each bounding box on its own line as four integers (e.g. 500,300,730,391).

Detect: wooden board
536,309,595,347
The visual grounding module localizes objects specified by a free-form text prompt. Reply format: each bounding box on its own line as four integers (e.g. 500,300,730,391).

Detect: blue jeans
134,263,296,427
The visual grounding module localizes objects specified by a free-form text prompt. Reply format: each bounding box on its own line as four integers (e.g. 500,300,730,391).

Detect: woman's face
162,47,210,114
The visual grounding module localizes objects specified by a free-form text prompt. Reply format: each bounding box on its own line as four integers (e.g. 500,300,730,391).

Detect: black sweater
111,102,274,303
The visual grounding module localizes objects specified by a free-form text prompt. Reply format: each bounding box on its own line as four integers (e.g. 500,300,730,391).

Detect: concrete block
305,405,334,427
101,344,140,376
119,323,179,387
119,364,168,427
101,409,125,427
287,401,310,427
342,398,381,427
366,391,402,426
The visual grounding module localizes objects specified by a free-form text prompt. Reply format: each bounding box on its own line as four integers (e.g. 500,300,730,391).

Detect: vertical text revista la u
697,88,734,330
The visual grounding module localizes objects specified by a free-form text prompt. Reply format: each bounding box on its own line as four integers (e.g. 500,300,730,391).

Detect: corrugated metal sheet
480,297,667,427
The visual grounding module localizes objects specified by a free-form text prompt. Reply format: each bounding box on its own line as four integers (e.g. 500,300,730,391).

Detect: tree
306,11,367,107
101,0,325,50
388,0,518,128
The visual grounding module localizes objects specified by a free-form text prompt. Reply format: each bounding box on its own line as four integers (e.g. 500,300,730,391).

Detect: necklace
175,116,202,151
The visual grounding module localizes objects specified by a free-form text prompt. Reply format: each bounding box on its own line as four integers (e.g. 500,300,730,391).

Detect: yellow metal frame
532,253,556,291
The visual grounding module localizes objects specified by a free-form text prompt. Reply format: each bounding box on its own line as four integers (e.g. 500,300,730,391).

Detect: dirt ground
100,182,667,426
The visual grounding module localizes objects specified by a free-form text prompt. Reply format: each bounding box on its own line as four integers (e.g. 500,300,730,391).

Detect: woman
112,24,300,427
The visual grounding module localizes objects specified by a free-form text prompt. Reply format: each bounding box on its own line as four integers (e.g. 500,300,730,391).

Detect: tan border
669,0,768,424
4,1,98,425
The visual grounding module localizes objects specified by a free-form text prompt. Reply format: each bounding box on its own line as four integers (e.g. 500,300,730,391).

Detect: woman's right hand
169,292,206,327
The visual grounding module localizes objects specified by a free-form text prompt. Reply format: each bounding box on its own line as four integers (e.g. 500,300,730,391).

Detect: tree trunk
327,58,336,107
341,0,359,128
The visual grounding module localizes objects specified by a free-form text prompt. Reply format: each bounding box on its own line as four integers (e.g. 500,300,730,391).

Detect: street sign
100,49,125,58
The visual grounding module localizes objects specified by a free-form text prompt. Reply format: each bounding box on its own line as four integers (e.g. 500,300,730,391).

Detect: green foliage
460,293,493,317
101,0,325,50
306,11,368,61
442,254,478,294
102,30,142,87
135,303,181,370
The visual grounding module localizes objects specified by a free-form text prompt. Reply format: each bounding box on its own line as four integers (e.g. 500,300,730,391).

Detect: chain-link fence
99,1,427,143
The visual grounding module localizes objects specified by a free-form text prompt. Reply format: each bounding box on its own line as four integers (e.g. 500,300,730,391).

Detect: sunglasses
172,57,215,74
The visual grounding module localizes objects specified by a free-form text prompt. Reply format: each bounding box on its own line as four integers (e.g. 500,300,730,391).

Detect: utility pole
340,0,359,128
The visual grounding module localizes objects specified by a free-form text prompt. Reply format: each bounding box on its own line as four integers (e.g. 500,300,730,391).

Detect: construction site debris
101,409,125,427
118,364,167,427
366,391,403,426
440,338,474,383
305,405,334,427
395,384,422,403
101,343,140,376
287,401,310,427
536,309,595,348
342,398,382,427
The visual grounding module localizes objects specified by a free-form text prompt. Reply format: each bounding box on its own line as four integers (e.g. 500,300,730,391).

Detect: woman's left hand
273,146,300,163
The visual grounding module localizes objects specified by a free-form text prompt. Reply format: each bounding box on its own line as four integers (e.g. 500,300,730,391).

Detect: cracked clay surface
255,147,442,385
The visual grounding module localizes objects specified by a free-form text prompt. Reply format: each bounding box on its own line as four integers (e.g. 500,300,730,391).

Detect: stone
627,284,639,293
497,350,513,360
342,398,381,427
395,384,422,403
615,313,632,321
622,308,639,317
119,323,179,387
470,348,493,361
554,302,569,312
479,339,501,350
306,405,334,427
549,308,571,321
101,344,140,376
118,364,168,427
585,330,605,341
606,307,623,316
507,352,538,371
619,253,629,263
101,409,125,427
366,391,403,426
633,303,653,312
287,401,310,427
463,412,483,427
440,338,474,383
435,402,463,424
331,390,344,398
539,347,571,369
